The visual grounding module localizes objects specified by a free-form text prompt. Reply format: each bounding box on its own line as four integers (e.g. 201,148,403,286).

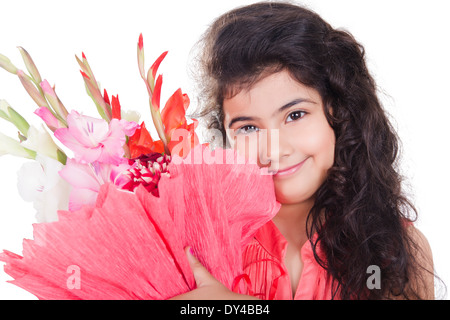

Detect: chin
274,188,309,205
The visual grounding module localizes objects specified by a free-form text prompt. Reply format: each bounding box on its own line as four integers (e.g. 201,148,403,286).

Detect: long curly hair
192,1,434,299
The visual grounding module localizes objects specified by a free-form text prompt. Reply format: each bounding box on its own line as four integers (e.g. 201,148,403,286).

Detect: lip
272,158,308,178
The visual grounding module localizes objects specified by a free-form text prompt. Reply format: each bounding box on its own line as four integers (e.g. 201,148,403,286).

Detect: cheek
231,134,260,162
301,121,335,169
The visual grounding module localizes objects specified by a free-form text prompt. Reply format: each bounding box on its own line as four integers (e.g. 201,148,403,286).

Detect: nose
258,128,293,170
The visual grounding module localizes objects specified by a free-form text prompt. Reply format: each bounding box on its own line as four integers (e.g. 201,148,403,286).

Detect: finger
185,247,215,288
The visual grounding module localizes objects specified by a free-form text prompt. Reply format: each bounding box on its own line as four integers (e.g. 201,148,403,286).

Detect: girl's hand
170,247,258,300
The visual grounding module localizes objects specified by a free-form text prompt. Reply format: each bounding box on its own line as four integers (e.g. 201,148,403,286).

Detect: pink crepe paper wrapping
0,146,280,299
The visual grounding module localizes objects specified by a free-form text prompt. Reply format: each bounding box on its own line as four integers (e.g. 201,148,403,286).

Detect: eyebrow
227,98,314,128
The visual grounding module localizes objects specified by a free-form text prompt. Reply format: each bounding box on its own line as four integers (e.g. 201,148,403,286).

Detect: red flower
111,95,121,120
128,90,199,159
161,89,199,158
122,152,171,196
150,51,168,81
128,122,164,158
129,44,200,159
102,89,121,120
151,74,163,110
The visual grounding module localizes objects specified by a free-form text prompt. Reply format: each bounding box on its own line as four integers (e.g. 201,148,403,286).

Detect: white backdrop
0,0,448,299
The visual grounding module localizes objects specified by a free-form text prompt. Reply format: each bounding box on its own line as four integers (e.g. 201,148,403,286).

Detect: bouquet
0,34,280,299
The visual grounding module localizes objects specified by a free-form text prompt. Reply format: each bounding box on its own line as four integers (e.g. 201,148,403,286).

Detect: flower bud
137,33,145,80
0,100,30,137
17,47,42,84
0,131,36,159
40,80,69,122
17,70,48,108
34,107,65,132
0,53,18,74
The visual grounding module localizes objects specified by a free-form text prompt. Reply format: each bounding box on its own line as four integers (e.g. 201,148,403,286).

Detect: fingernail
189,247,194,256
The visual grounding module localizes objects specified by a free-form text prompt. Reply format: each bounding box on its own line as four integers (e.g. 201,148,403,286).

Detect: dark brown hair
193,1,435,299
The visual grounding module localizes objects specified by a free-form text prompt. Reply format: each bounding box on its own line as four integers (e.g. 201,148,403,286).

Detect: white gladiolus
17,155,71,222
0,131,35,158
122,109,141,124
21,124,62,161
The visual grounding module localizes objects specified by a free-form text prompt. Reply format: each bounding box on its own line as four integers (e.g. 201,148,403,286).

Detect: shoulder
406,224,433,266
407,224,431,249
405,224,435,299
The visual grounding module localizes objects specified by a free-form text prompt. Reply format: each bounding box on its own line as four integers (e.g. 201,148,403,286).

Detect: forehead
223,70,322,117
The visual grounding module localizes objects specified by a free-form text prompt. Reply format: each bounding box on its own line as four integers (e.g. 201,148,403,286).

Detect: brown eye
236,125,259,135
286,110,306,123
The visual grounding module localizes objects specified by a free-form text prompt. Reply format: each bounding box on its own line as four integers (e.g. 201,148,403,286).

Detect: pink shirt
234,220,337,300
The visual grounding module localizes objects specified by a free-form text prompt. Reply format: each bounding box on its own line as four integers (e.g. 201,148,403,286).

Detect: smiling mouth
271,158,308,178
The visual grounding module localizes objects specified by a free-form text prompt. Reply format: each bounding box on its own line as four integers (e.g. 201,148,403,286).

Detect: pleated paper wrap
0,146,280,299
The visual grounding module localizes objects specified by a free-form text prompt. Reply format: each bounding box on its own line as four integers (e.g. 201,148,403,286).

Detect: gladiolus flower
149,51,168,84
34,107,65,132
103,89,110,105
161,89,199,157
54,111,139,165
59,158,131,211
151,74,163,111
22,124,65,162
128,88,199,159
128,122,164,158
17,155,71,222
111,94,121,120
168,121,199,158
161,89,190,138
40,80,69,121
0,131,36,159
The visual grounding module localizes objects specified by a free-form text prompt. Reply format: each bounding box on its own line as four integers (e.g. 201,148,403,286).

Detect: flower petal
17,161,45,202
150,51,168,80
151,74,163,111
68,188,98,211
59,159,100,191
34,107,61,131
66,111,109,146
161,89,188,138
118,119,139,137
111,95,121,120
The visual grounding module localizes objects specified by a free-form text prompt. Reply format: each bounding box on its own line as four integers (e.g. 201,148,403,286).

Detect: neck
272,198,314,248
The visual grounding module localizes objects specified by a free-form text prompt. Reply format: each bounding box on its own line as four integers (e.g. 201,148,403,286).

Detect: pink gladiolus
59,158,131,211
34,107,64,131
54,111,139,165
40,79,56,97
40,80,69,120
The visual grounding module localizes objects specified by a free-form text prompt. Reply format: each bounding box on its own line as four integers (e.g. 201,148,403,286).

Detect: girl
175,1,435,299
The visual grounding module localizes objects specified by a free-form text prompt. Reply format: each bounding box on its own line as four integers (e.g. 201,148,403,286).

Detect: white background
0,0,448,299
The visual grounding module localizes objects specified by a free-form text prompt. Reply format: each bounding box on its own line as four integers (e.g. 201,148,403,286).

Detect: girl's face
223,70,335,205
